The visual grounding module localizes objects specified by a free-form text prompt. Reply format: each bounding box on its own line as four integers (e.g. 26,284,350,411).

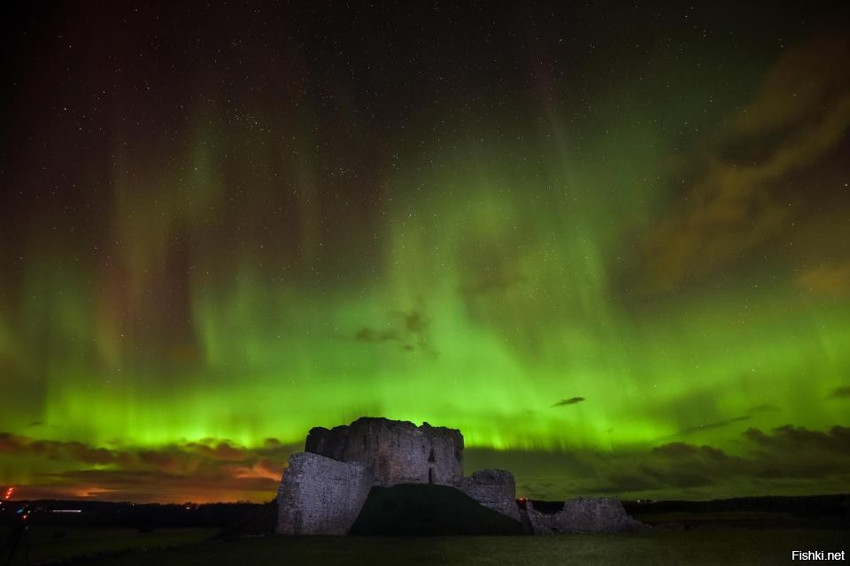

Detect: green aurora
1,2,849,502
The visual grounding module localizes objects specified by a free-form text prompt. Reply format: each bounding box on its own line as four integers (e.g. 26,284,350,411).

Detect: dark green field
5,527,847,566
0,526,215,565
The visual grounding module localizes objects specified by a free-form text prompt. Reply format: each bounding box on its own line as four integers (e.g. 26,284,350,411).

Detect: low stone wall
526,497,648,534
459,469,520,521
276,452,373,535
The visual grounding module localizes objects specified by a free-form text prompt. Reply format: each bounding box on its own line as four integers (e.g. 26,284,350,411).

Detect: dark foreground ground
2,494,847,565
2,526,848,566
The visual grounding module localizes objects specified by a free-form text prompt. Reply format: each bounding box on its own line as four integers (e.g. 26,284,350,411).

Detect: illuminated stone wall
306,417,463,486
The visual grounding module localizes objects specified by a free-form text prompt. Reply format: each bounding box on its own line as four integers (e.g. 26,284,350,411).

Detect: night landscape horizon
2,1,850,509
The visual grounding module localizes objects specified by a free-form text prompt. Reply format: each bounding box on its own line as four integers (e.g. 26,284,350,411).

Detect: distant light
52,509,83,513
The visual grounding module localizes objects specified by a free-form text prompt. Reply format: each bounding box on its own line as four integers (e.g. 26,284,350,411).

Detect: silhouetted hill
350,484,523,536
623,494,850,517
622,494,850,529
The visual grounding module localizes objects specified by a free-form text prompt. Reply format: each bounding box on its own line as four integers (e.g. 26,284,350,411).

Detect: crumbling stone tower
305,417,464,486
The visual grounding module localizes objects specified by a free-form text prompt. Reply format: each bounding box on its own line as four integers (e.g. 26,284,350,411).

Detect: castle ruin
277,417,518,534
276,416,643,535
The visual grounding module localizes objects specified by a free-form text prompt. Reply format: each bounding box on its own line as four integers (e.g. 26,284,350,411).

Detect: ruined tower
305,417,464,486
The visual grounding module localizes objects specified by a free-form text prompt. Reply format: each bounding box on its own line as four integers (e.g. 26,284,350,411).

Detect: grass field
9,528,843,566
1,526,216,565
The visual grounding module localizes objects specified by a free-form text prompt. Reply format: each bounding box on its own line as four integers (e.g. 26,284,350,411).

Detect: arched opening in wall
428,468,433,484
427,448,436,484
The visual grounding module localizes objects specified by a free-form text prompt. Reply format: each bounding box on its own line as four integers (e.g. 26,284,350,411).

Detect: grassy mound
349,484,523,536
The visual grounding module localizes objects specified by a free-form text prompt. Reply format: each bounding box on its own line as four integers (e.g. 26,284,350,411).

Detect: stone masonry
276,452,374,535
305,417,464,486
525,497,648,534
458,469,520,521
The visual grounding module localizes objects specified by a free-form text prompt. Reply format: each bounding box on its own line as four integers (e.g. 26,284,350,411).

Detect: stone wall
276,452,374,535
306,417,463,486
458,469,520,521
525,497,647,534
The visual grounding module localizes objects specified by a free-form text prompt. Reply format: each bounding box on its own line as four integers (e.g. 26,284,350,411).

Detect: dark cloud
189,441,253,462
473,424,850,500
827,385,850,399
31,468,280,504
0,432,26,454
749,403,780,414
0,433,119,465
798,261,850,298
7,425,850,502
0,432,298,503
457,272,525,301
354,327,401,344
352,302,436,355
743,425,850,453
740,426,850,481
635,32,850,293
672,416,751,437
552,397,585,407
651,442,737,462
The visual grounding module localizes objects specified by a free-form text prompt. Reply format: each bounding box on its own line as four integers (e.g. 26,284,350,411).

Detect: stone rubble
525,497,648,534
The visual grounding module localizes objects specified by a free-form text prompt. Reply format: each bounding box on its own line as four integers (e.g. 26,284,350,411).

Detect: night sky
2,1,849,504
